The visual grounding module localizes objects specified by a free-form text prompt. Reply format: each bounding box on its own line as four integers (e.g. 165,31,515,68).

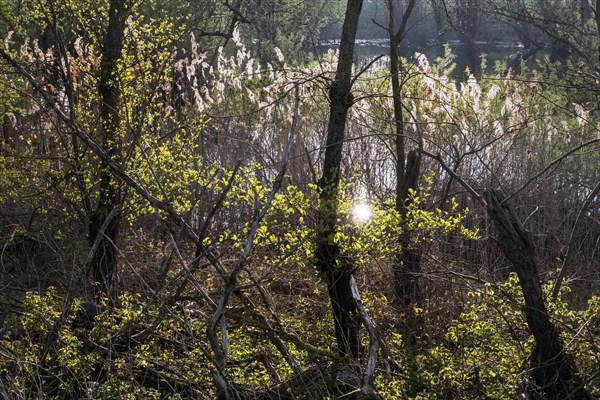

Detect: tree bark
393,150,421,309
89,0,128,296
387,0,422,310
315,0,363,359
596,0,600,63
483,189,594,400
454,0,480,76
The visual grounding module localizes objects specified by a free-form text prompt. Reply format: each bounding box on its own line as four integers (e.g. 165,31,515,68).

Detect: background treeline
0,0,598,399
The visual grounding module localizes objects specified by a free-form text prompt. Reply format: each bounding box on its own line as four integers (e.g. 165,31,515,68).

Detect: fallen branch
349,275,384,400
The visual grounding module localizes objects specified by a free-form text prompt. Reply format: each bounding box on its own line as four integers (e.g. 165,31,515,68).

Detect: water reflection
318,38,529,78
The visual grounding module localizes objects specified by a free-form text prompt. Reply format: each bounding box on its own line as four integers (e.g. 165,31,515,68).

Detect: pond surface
318,38,539,77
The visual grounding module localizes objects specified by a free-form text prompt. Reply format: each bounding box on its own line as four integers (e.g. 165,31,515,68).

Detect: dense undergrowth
1,276,598,398
1,1,600,398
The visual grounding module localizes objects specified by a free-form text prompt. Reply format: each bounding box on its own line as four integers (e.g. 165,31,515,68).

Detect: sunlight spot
352,202,373,224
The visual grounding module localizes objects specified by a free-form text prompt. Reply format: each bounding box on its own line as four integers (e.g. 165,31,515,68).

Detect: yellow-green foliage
333,174,479,270
0,286,335,398
1,273,598,398
1,3,598,398
375,275,599,399
1,288,100,398
0,0,211,228
546,281,600,397
194,170,477,286
0,289,215,399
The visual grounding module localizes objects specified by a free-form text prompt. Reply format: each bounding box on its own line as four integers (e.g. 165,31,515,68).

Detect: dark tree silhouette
315,0,364,359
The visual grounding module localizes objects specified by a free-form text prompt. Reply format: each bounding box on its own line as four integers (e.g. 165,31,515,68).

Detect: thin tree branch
205,84,299,399
0,46,200,242
507,138,600,202
352,54,384,85
419,149,485,206
551,180,600,301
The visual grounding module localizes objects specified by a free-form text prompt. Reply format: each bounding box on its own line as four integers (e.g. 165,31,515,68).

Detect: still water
318,38,536,77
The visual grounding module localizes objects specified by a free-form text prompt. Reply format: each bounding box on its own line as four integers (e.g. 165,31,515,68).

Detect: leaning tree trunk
88,0,128,296
315,0,363,359
484,189,594,400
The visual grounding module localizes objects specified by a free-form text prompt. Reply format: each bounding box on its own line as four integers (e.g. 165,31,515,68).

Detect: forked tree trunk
89,0,128,296
484,189,593,400
387,0,422,310
315,0,363,359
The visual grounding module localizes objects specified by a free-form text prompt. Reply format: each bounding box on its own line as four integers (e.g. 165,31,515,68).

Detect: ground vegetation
0,0,599,399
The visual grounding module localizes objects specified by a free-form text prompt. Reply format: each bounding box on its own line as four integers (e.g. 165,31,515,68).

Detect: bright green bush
0,289,214,399
375,275,599,399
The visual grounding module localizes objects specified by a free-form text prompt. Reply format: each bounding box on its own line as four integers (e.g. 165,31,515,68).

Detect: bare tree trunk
549,37,570,63
596,0,600,63
456,0,481,76
387,0,422,310
506,22,541,74
394,150,421,309
315,0,363,359
89,0,128,296
484,189,594,400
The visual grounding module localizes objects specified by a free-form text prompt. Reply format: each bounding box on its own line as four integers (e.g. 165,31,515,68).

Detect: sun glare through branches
351,201,373,224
